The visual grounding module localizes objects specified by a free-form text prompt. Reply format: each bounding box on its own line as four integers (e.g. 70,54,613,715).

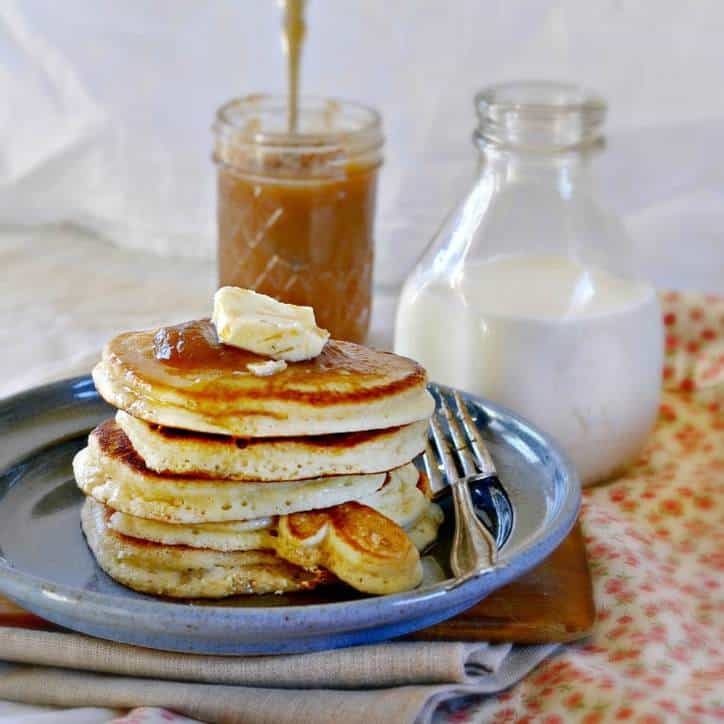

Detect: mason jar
213,95,384,343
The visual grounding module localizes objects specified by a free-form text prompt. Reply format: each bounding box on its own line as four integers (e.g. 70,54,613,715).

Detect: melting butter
247,359,288,377
212,286,330,361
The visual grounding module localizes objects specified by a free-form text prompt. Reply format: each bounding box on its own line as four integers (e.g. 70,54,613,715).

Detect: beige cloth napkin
0,628,558,723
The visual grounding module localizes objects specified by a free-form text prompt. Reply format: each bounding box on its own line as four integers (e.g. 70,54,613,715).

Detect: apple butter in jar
213,95,384,342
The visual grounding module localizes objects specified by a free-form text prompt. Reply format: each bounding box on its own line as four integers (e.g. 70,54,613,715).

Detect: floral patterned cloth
462,291,724,723
99,292,724,724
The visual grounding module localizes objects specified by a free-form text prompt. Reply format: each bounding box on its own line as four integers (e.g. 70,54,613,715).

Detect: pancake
359,461,431,528
93,319,434,437
73,420,414,523
107,500,442,557
406,504,445,551
82,498,330,597
87,496,426,596
276,502,422,594
107,510,278,552
106,465,442,553
116,409,427,481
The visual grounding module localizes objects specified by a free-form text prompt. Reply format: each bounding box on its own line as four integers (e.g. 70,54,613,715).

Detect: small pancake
87,495,430,596
107,500,443,557
405,504,445,552
73,420,409,523
93,319,434,437
359,461,431,529
106,465,442,553
107,511,278,552
276,502,422,594
82,498,329,597
117,409,427,481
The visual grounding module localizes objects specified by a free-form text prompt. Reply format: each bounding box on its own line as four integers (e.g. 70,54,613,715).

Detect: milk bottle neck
473,81,605,193
476,145,596,191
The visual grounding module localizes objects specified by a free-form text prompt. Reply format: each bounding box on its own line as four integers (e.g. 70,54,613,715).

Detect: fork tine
429,415,460,483
438,393,478,477
422,440,445,494
453,391,496,477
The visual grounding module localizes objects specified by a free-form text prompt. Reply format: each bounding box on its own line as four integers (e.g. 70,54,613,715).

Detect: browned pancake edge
104,319,428,407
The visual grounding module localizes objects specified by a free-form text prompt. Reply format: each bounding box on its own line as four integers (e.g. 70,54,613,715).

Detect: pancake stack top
74,289,441,598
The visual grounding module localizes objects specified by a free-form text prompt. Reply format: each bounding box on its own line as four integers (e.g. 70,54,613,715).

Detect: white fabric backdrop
0,0,722,290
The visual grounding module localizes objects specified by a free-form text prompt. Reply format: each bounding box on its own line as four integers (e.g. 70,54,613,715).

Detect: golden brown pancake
85,495,426,596
73,420,392,523
116,409,427,481
107,509,278,552
106,498,443,558
276,502,422,594
93,319,434,436
105,462,441,553
81,497,331,597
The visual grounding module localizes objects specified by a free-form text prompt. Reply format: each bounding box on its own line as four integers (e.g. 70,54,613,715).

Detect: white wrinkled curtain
0,0,722,290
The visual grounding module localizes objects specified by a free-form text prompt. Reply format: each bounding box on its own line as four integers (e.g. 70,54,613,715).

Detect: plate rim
0,376,581,639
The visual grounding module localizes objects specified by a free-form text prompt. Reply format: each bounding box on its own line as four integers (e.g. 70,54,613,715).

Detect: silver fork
424,390,498,578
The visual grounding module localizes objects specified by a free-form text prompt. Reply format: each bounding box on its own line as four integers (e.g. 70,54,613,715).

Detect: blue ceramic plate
0,377,579,655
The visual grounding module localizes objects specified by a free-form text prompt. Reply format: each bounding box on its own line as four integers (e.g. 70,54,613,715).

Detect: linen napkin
0,629,557,724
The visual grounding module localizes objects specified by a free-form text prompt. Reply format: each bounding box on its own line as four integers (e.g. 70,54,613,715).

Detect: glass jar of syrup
213,95,384,343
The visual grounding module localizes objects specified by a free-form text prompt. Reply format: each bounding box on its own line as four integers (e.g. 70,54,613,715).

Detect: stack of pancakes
73,319,442,598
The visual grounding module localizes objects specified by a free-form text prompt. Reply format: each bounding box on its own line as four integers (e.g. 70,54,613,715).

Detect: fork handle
449,478,498,578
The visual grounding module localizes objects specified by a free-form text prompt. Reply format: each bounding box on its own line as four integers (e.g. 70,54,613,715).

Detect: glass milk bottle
395,82,663,485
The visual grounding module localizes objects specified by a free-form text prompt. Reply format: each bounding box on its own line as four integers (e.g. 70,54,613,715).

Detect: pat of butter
212,287,330,362
247,359,287,377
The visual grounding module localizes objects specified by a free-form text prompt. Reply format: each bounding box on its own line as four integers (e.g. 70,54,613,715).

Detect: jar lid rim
214,94,382,148
475,81,607,152
476,81,607,116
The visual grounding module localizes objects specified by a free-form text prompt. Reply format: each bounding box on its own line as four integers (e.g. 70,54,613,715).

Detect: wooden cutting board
411,521,595,643
0,522,594,643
